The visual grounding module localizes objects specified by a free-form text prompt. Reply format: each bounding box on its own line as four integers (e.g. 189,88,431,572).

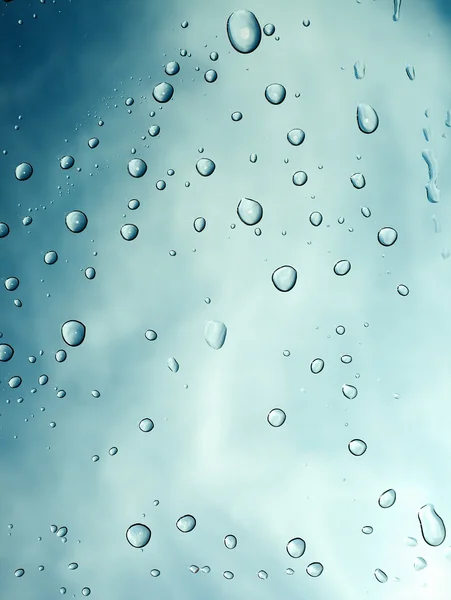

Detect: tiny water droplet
224,534,237,549
334,260,351,276
15,162,33,180
152,82,174,103
378,227,398,246
418,504,446,546
61,320,86,347
267,408,286,427
196,158,215,176
55,349,67,362
126,523,151,548
56,526,67,537
405,536,418,546
378,489,396,508
190,565,199,574
272,265,297,292
128,158,147,178
176,515,196,533
227,10,262,54
342,384,358,399
287,128,305,146
286,538,306,558
65,210,87,233
348,439,367,456
306,563,323,577
292,171,308,186
120,224,139,241
356,104,379,134
167,357,179,372
85,267,96,280
265,83,286,105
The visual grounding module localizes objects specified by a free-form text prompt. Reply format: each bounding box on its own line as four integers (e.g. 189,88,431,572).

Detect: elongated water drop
406,65,415,80
378,489,396,508
418,504,446,546
393,0,402,21
205,321,227,349
226,10,261,54
237,198,263,225
356,104,379,134
167,357,179,373
422,149,440,203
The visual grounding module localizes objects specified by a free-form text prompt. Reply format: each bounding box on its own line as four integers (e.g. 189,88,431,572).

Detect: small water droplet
204,69,217,83
120,224,139,241
150,568,160,577
336,325,345,335
5,276,19,291
306,563,323,577
152,82,174,103
361,206,371,218
224,534,237,549
227,10,262,54
413,557,427,571
126,523,151,548
14,568,25,577
193,217,206,232
287,128,305,146
267,408,286,427
61,320,86,347
272,266,297,292
44,251,58,265
257,570,268,579
209,51,219,61
350,173,366,189
145,329,157,341
39,374,49,385
148,125,160,137
156,180,166,190
237,198,263,225
263,23,275,36
0,222,10,238
196,158,215,176
15,162,33,180
88,137,99,148
286,538,306,558
109,447,118,456
205,320,227,349
65,210,87,233
60,156,74,170
406,65,416,80
68,562,78,570
342,384,358,399
362,526,373,535
354,61,366,79
128,158,147,178
8,376,22,388
139,418,154,432
55,349,67,362
348,439,367,456
0,343,14,362
176,515,196,533
265,83,286,105
231,111,243,121
84,267,96,280
310,358,325,374
81,589,91,597
56,526,67,537
91,454,99,461
405,536,418,546
167,357,179,372
190,565,199,574
309,211,323,226
397,284,409,296
334,260,351,276
223,571,234,579
356,104,379,134
378,227,398,246
128,199,140,210
374,569,388,583
292,171,308,186
378,489,396,508
418,504,446,546
422,149,440,203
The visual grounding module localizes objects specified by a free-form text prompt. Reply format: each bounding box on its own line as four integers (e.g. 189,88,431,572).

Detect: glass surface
1,0,451,598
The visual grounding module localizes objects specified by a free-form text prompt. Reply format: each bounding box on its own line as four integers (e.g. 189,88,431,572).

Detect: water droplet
231,111,243,121
22,216,32,226
227,10,261,54
68,562,78,570
65,210,87,233
378,227,398,246
91,454,99,462
60,156,74,170
15,162,33,180
209,51,219,61
150,569,160,577
14,568,25,577
0,343,14,362
81,589,91,597
397,284,409,296
125,97,134,107
334,260,351,276
406,65,416,80
164,61,180,76
418,504,446,546
55,349,67,362
350,173,366,189
38,566,44,571
120,224,139,241
237,198,263,225
265,83,286,105
405,536,418,546
194,217,206,232
267,408,286,427
126,523,151,548
176,515,196,533
272,265,297,292
378,489,396,508
348,439,367,456
5,276,19,291
310,358,325,374
422,149,440,203
257,570,268,579
361,206,371,218
167,357,179,372
374,569,388,583
336,326,346,335
145,330,157,341
362,526,373,534
8,376,22,388
88,137,99,149
201,566,210,573
341,354,352,364
287,128,305,146
61,320,86,347
44,251,58,265
356,104,379,134
309,211,323,226
303,18,311,26
306,563,323,577
128,158,147,178
223,571,234,579
224,534,237,549
354,61,366,79
39,374,49,385
148,125,160,137
205,320,227,349
128,199,140,210
190,565,199,574
56,526,67,537
152,82,174,103
393,0,402,21
50,525,58,533
84,267,96,280
412,557,427,571
0,222,10,238
250,153,258,163
139,418,154,432
342,384,358,399
196,158,215,177
263,23,275,35
204,69,217,83
60,587,66,594
292,171,308,186
109,446,118,456
286,538,306,558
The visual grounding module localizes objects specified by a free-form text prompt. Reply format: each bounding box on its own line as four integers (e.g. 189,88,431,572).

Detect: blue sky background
1,0,451,598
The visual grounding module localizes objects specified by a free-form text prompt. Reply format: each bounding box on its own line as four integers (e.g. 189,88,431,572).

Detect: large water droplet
265,83,286,105
267,408,286,427
287,129,305,146
205,321,227,349
418,504,446,546
15,162,33,180
342,384,358,399
378,489,396,508
176,515,196,533
237,198,263,225
272,265,297,292
56,526,67,537
413,557,427,571
120,224,139,241
139,418,154,432
334,260,351,276
350,173,366,189
61,320,86,347
224,534,237,549
128,158,147,178
126,523,151,548
356,104,379,134
226,10,262,54
196,158,215,177
348,439,367,456
286,538,306,558
8,375,21,388
152,82,174,103
0,343,14,362
194,217,206,232
167,357,179,372
374,569,388,583
65,211,88,233
378,227,398,246
306,563,323,577
310,358,324,374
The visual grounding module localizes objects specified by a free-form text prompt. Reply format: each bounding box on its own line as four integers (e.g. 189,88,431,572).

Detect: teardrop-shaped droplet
167,357,179,373
272,265,297,292
374,569,388,583
413,557,427,571
306,563,323,577
310,358,325,374
267,408,286,427
378,489,396,509
224,534,237,549
61,320,86,347
205,321,227,350
348,439,367,456
405,536,417,547
196,158,215,177
378,227,398,247
418,504,446,546
152,82,174,103
350,173,366,189
126,523,151,548
309,212,323,226
127,158,147,178
287,129,305,146
194,217,206,232
265,83,286,105
226,10,262,54
334,260,351,276
176,514,196,533
237,198,263,225
65,210,88,233
15,162,33,181
286,538,306,558
356,104,379,134
342,384,358,399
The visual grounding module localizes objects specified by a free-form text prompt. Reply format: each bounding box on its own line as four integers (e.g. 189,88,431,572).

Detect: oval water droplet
167,357,179,373
342,384,358,399
127,158,147,178
128,199,140,210
165,61,180,75
374,569,388,583
85,267,96,280
378,489,396,508
224,534,237,549
56,526,67,537
263,23,275,36
334,260,351,276
397,284,409,296
9,375,22,388
348,439,367,456
309,212,323,226
5,276,19,291
257,570,268,579
176,515,196,533
237,198,263,225
0,343,14,362
292,171,308,186
272,265,297,292
196,158,215,177
205,320,227,349
150,569,160,577
14,568,25,577
81,589,91,597
265,83,286,105
44,251,58,265
231,111,243,121
139,418,154,432
60,156,74,170
204,69,217,83
120,224,139,241
267,408,286,427
306,563,323,577
88,137,99,148
378,227,398,246
65,210,87,233
362,526,373,535
226,10,261,54
194,217,206,232
310,358,324,374
15,162,33,181
55,349,67,362
152,82,174,103
68,562,78,570
414,557,427,571
361,206,371,218
61,320,86,347
418,504,446,546
223,571,234,579
287,128,305,146
350,173,366,189
356,104,379,134
286,538,306,558
126,523,151,548
145,330,157,341
109,446,118,456
148,125,160,137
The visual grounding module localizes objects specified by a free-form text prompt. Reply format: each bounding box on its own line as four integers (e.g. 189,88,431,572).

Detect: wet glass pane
1,0,451,598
